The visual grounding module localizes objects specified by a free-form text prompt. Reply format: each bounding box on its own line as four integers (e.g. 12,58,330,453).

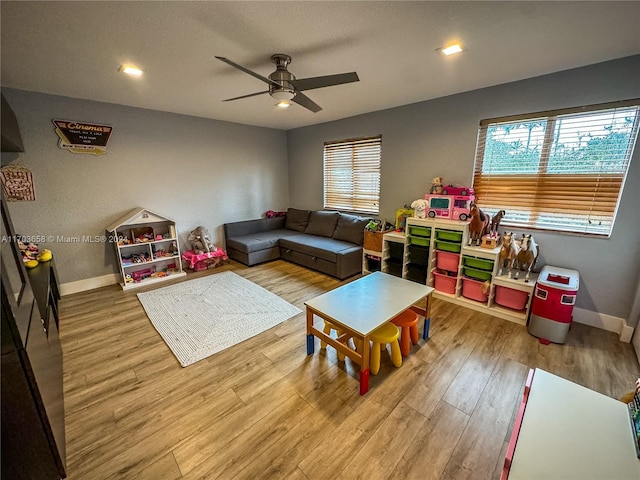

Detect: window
473,101,639,236
323,135,381,214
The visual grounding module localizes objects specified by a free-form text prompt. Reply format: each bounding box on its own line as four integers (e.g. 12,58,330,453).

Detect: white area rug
137,271,301,367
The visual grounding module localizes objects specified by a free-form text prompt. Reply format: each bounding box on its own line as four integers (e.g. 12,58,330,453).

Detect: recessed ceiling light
119,64,143,77
438,43,464,56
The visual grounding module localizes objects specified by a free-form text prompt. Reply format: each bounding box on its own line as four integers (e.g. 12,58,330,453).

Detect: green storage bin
435,229,463,243
435,240,461,253
463,255,494,271
463,266,492,281
408,236,430,247
408,225,431,238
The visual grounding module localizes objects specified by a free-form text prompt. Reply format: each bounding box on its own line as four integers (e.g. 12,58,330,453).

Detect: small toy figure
430,177,443,194
188,226,216,254
410,199,428,219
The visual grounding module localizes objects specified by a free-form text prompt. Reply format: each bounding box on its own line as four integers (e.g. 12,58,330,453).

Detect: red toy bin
436,251,460,272
461,276,488,302
528,266,580,344
495,285,529,311
432,269,456,294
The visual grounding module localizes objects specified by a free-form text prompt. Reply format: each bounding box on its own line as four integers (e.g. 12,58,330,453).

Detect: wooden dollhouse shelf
107,207,186,290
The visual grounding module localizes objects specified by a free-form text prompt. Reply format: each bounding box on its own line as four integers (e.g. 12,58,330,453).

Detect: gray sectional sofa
223,208,373,279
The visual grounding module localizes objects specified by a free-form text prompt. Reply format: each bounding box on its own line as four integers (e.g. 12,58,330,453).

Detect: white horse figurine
498,231,520,278
515,234,539,282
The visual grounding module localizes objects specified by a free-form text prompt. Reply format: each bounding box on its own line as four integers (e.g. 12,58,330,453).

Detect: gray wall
287,55,640,325
1,88,288,284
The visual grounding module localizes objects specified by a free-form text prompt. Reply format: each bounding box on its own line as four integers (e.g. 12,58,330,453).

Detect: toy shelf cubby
107,207,186,290
382,217,537,326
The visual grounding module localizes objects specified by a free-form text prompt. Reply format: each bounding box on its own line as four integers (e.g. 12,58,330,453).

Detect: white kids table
304,271,433,395
503,368,640,479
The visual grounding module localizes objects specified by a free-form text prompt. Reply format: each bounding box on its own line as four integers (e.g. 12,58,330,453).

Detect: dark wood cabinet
1,197,66,479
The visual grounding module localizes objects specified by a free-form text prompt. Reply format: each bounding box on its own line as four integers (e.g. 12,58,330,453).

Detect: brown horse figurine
498,231,520,277
490,210,506,236
468,203,490,246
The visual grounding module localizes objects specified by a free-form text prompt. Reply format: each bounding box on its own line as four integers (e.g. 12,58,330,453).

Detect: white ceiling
2,1,639,131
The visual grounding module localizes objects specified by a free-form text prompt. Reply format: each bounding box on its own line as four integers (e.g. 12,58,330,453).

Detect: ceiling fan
215,54,359,113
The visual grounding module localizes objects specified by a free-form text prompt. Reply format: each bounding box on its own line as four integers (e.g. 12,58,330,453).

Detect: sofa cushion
226,229,302,254
280,234,360,263
332,213,370,245
285,208,311,232
304,210,340,237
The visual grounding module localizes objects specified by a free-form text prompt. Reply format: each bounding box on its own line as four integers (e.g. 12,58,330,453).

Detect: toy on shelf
188,226,217,254
498,231,520,278
423,194,474,221
395,208,414,231
441,184,474,196
132,227,155,243
410,199,428,219
468,203,490,246
490,210,506,235
430,176,444,194
514,234,539,282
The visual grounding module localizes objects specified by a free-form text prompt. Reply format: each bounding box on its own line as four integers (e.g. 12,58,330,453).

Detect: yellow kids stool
391,310,419,357
321,319,346,361
369,322,402,375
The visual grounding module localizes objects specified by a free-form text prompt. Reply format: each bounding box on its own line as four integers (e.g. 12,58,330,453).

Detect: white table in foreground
304,271,433,395
503,368,640,479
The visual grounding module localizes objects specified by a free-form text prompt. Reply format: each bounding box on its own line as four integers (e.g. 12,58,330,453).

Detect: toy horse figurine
498,231,520,277
490,210,506,236
468,203,490,246
515,234,539,282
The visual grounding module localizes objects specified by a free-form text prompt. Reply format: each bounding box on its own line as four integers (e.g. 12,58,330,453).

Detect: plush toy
430,177,443,194
188,226,217,254
410,199,428,219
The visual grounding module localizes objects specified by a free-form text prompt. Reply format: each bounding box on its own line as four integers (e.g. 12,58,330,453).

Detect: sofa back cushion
332,213,371,245
304,210,340,237
285,208,311,232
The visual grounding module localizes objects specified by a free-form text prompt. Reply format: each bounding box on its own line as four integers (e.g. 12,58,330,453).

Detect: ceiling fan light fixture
119,64,143,77
270,89,295,101
275,100,291,109
438,43,464,56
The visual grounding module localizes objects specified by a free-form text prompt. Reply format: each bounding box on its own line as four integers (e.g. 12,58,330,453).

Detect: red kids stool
391,310,419,357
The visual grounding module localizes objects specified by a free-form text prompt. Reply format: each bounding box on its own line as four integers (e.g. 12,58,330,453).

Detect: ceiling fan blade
215,56,280,88
290,72,359,91
222,90,269,102
292,92,322,113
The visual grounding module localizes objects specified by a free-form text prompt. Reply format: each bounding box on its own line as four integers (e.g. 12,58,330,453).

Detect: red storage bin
495,285,529,311
529,266,579,344
436,251,460,272
461,276,488,302
432,269,456,294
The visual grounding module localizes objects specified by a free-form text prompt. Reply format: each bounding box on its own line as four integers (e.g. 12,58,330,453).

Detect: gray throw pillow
304,210,340,237
285,208,311,232
333,213,370,245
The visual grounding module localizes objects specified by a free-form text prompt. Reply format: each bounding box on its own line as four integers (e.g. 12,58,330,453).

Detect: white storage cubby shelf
379,217,537,325
107,207,186,290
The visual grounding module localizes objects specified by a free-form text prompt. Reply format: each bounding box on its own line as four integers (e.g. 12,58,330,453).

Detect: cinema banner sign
53,119,113,155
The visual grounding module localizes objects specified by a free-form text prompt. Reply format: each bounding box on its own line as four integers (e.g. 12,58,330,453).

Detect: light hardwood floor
59,260,640,480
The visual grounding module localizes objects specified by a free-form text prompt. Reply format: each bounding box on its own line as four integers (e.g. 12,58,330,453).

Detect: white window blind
473,101,639,236
323,135,381,214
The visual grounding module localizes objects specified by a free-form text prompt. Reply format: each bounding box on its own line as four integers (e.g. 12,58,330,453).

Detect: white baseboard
572,307,634,343
60,273,119,296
